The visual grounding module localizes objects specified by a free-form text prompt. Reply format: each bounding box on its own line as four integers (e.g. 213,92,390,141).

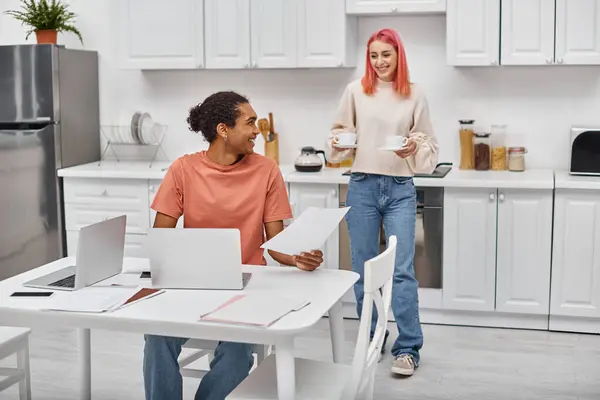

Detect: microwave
569,126,600,176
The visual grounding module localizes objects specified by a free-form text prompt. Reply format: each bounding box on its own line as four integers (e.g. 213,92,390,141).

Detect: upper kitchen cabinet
446,0,500,66
501,0,600,65
346,0,446,14
250,0,298,68
205,0,252,69
297,0,358,67
500,0,556,65
555,0,600,65
119,0,204,70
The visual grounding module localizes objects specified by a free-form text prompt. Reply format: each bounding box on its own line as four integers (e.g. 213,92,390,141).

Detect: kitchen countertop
59,161,556,190
554,170,600,190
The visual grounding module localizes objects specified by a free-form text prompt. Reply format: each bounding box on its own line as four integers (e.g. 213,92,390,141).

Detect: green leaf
3,0,84,44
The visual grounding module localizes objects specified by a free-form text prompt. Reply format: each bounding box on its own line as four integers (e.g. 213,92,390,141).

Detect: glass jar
459,120,475,170
490,124,507,170
507,147,527,171
474,132,491,170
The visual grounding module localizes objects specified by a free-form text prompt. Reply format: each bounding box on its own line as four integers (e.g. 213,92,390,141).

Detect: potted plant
4,0,83,45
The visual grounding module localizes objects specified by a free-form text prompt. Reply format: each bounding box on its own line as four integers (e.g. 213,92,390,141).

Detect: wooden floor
0,319,599,399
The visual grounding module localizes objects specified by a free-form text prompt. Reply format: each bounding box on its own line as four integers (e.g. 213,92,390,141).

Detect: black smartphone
140,271,151,279
10,291,54,297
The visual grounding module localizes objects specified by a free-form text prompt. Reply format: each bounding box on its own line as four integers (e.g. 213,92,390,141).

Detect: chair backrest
343,235,396,399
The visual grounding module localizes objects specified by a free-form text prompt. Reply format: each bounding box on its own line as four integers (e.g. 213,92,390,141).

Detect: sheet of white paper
200,294,309,327
261,206,350,255
43,287,139,313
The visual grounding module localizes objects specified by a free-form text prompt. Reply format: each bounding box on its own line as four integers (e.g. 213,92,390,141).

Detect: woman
144,91,324,400
326,28,438,377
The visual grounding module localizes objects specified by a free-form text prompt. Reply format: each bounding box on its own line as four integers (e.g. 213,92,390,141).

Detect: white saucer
334,144,357,149
379,145,408,152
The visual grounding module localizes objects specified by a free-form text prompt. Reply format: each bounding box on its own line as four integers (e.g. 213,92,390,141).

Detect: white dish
379,145,408,152
138,113,155,144
335,144,357,149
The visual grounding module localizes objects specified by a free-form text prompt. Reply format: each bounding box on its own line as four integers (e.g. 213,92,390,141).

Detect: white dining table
0,257,359,400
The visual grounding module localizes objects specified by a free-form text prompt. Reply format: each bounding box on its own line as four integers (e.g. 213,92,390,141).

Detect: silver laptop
23,215,126,291
148,228,251,290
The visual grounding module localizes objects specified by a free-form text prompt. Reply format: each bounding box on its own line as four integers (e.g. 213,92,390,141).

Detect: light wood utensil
264,132,279,164
257,118,269,141
267,113,275,142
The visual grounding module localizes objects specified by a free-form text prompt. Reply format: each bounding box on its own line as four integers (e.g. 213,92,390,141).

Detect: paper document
42,286,163,313
199,294,310,327
261,206,350,255
43,287,139,313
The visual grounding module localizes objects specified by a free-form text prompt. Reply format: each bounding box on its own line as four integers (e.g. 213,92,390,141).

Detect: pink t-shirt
151,151,292,265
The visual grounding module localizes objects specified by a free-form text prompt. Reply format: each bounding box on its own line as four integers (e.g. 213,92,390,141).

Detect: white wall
2,0,600,168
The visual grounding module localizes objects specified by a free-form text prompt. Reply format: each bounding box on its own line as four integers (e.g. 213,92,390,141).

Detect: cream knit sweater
326,78,439,177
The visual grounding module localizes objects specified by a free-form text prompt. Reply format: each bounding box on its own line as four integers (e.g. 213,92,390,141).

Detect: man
144,91,323,400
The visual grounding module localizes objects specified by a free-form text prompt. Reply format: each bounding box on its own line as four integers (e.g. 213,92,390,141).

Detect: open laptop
148,228,251,290
23,215,126,291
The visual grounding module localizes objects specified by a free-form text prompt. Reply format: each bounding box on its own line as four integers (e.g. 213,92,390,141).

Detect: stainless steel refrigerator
0,45,101,281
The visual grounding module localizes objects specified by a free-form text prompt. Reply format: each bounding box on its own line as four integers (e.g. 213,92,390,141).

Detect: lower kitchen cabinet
443,187,553,315
288,183,340,270
550,189,600,319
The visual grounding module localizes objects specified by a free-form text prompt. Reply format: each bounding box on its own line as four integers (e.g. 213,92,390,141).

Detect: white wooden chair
179,202,296,379
227,236,397,400
0,327,32,400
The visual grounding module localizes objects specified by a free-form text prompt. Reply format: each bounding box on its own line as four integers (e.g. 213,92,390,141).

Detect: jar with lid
459,119,475,170
507,147,527,171
474,132,491,170
490,124,507,170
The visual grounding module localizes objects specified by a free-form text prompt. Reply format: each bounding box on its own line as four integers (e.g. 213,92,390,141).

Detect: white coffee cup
384,135,408,149
335,132,357,146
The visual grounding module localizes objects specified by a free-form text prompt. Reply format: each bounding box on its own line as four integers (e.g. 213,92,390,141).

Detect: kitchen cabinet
495,189,553,314
443,188,553,314
119,0,355,70
204,0,251,69
550,190,600,319
346,0,446,14
501,0,600,65
555,0,600,65
119,0,204,69
446,0,500,66
288,183,340,270
297,0,358,68
500,0,556,66
442,188,497,311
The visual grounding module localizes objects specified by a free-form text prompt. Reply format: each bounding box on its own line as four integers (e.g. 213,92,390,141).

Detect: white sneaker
391,354,415,376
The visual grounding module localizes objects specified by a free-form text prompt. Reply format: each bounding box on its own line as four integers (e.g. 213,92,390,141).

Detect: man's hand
293,250,324,271
394,139,417,158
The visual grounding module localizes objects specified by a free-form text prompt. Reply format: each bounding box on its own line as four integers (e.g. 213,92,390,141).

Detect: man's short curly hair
187,91,249,143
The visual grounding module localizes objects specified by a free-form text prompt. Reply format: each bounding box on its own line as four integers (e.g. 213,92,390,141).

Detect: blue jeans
345,172,423,364
143,335,254,400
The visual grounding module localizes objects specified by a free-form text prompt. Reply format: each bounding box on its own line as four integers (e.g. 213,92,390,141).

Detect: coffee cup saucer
334,143,357,149
379,144,408,151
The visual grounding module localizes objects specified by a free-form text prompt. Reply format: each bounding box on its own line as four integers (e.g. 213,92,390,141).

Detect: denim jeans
345,172,423,364
143,335,254,400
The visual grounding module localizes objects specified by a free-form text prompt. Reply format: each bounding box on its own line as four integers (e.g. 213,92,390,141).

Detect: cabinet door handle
149,185,155,192
499,193,505,202
489,193,495,201
557,58,564,64
102,190,108,196
546,59,552,64
391,7,398,12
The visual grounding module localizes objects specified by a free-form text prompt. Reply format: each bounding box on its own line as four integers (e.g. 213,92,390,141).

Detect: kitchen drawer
66,230,148,258
64,204,149,234
63,178,148,210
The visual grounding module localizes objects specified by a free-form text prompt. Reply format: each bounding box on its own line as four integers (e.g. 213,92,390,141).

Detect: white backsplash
2,1,600,168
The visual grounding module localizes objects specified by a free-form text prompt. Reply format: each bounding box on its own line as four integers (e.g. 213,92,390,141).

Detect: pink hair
361,28,411,97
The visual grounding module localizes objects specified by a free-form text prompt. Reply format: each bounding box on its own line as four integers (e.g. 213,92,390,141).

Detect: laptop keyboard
49,274,76,288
